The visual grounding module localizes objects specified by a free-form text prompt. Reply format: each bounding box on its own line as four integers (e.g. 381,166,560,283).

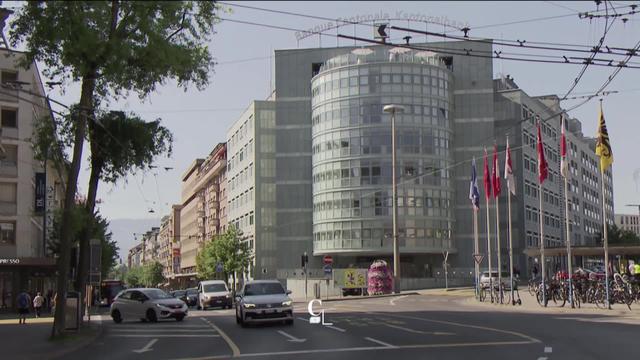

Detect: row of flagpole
469,101,614,307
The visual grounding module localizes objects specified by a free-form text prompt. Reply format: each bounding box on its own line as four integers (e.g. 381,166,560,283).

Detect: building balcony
0,89,18,103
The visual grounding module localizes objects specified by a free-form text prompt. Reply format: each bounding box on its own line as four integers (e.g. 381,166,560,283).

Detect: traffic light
301,252,308,268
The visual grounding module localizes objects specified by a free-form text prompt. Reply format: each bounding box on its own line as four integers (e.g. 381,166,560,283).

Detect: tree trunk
232,272,237,296
75,122,103,326
51,73,96,337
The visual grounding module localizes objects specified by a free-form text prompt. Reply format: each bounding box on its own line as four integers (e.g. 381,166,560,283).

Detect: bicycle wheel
479,287,486,302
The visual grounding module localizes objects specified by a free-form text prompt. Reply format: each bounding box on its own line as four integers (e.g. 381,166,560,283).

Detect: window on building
1,71,17,85
1,108,17,128
0,221,15,245
0,182,16,203
1,145,17,167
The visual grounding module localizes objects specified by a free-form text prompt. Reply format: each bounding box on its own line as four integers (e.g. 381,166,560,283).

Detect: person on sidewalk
33,292,45,318
17,290,31,324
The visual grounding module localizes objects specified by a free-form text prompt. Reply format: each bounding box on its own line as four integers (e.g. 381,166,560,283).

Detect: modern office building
615,213,640,236
0,48,66,308
494,77,614,276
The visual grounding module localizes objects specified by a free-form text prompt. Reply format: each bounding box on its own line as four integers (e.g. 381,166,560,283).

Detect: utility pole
383,104,405,294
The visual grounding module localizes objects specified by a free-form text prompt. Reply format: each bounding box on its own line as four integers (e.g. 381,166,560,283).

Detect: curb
294,292,420,303
49,317,105,360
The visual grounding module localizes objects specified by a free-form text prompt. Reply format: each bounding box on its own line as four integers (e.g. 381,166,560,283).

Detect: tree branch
166,10,187,41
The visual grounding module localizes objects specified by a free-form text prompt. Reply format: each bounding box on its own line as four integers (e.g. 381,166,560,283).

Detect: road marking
112,329,216,333
186,340,538,359
364,337,396,348
113,325,211,329
537,357,548,360
200,317,240,357
110,334,220,338
132,338,158,353
389,295,409,306
382,323,454,335
545,346,553,353
277,330,307,343
297,317,346,332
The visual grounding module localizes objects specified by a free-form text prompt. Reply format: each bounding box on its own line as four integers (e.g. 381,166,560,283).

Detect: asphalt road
65,293,640,360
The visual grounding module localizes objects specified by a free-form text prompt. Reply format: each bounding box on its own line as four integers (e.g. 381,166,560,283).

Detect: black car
170,289,186,300
184,288,198,306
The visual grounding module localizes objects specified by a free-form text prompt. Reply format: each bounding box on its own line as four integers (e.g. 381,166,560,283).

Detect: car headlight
155,303,167,309
203,295,209,300
243,303,256,309
225,294,230,298
281,300,292,306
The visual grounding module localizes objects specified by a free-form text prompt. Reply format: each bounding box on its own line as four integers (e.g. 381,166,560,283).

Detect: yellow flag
595,102,613,172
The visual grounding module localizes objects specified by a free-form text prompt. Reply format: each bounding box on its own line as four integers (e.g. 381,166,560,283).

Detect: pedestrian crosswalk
106,320,220,338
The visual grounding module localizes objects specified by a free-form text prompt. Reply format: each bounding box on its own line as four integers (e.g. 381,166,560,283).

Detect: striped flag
595,102,613,172
504,137,516,195
536,120,549,183
492,144,501,198
483,148,492,200
469,158,480,210
560,115,568,178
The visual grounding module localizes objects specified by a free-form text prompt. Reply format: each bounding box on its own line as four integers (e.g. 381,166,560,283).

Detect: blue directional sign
323,264,332,277
215,262,224,273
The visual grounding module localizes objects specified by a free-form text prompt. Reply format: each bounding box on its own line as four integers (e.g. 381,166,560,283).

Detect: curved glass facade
311,50,455,255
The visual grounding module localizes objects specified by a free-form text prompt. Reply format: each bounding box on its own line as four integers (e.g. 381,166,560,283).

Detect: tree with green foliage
10,1,219,336
142,261,165,287
76,110,172,318
196,226,253,293
125,266,143,287
607,224,640,245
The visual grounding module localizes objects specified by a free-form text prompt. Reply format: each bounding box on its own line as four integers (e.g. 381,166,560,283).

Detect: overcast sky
15,1,640,226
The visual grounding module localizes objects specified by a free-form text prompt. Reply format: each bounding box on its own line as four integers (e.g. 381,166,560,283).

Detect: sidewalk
0,310,106,360
291,290,420,303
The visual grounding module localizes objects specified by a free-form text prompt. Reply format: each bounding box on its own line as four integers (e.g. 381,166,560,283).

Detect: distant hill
108,218,161,261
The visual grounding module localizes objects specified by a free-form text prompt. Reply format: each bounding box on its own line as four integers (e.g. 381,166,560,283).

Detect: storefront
0,257,57,310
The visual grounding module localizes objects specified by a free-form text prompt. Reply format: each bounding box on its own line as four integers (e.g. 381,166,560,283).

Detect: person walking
33,292,45,318
16,290,31,324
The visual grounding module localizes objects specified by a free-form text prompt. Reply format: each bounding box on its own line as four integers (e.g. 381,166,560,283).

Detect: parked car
184,288,199,307
197,280,232,310
110,288,187,323
480,271,514,289
235,280,293,327
170,289,186,300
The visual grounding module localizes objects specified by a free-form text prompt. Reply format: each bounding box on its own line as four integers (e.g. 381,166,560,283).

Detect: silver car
235,280,293,327
111,288,188,323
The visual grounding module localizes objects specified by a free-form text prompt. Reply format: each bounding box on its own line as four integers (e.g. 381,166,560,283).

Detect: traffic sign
323,255,333,265
374,23,389,41
323,264,332,274
473,253,484,265
215,262,224,273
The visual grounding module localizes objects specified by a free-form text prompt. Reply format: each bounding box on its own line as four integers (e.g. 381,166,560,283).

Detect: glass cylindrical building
311,48,455,270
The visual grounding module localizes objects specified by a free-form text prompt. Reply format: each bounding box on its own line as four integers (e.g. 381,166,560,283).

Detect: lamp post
383,104,405,294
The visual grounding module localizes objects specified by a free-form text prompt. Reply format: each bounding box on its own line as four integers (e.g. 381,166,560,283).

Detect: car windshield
173,290,186,297
244,283,285,296
144,289,172,300
186,289,198,295
204,284,227,292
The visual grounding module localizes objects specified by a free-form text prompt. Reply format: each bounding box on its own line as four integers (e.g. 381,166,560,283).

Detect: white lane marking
364,337,396,348
390,295,409,306
174,340,537,360
110,334,220,338
545,346,553,353
112,329,215,333
114,325,211,329
297,317,346,332
277,330,307,343
200,317,241,357
132,338,158,354
382,323,454,335
537,357,548,360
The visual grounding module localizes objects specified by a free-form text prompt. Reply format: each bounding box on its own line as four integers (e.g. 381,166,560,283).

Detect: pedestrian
16,290,31,324
532,264,539,280
33,292,45,318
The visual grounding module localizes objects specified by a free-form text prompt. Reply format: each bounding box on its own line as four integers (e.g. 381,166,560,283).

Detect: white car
235,280,294,327
197,280,232,310
480,271,514,290
110,288,188,323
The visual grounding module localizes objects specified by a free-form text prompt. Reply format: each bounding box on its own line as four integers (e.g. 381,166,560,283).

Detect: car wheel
175,314,185,322
146,309,158,323
111,309,122,324
239,310,247,328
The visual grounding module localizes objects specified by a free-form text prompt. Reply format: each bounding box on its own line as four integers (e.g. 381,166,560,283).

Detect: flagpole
600,170,611,309
486,193,493,303
474,208,480,299
561,115,574,308
539,181,546,307
506,137,514,306
496,188,502,304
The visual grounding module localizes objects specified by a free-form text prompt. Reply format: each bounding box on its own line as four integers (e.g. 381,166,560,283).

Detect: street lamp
383,104,406,294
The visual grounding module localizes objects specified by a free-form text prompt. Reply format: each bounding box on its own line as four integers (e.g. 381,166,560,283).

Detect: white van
197,280,232,310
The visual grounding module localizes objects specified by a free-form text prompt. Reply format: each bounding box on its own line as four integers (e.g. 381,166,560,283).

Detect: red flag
492,144,501,198
537,121,548,183
560,115,568,178
504,137,515,195
483,148,492,201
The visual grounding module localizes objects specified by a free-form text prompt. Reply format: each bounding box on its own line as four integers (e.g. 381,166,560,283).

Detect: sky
7,1,640,252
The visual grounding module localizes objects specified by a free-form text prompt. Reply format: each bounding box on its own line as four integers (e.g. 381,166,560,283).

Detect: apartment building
0,48,66,308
